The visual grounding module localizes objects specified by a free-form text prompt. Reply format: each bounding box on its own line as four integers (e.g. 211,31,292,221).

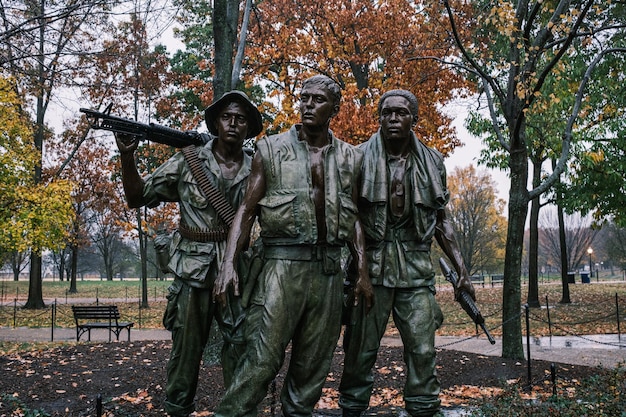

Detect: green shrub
468,365,626,417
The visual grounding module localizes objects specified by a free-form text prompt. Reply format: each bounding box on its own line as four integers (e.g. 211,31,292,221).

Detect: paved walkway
1,326,624,368
433,334,626,369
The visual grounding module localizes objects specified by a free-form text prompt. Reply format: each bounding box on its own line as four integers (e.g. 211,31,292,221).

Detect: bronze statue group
115,75,475,417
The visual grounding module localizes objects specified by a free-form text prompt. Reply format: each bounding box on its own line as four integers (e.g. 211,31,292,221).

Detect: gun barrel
80,107,207,148
148,123,206,147
480,323,496,344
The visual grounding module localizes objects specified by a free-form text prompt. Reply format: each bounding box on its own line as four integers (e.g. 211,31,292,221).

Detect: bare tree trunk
557,202,572,303
10,251,28,282
527,198,540,307
137,209,149,308
26,255,45,309
69,244,78,293
58,260,64,281
213,0,239,99
553,159,572,304
58,251,66,281
231,0,252,88
501,142,528,360
25,0,47,310
526,160,542,308
106,249,114,281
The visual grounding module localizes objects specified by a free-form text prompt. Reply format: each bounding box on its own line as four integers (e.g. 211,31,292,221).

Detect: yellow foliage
587,150,604,164
488,0,518,37
0,76,74,254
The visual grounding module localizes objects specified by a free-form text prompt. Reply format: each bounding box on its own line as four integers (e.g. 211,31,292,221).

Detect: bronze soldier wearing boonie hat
204,90,263,137
115,90,262,417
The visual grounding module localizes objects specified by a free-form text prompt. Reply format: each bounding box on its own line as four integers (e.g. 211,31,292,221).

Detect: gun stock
439,258,496,344
81,104,208,148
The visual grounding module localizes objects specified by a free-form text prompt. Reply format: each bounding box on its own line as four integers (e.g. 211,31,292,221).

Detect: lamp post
587,247,593,279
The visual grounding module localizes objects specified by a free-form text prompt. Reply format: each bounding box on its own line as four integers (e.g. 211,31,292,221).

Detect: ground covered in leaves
0,339,608,416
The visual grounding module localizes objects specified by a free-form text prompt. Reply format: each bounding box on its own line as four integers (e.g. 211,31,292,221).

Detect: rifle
439,258,496,344
81,104,208,148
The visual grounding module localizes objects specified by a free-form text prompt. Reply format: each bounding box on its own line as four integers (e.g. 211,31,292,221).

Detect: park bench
491,274,504,286
71,305,134,342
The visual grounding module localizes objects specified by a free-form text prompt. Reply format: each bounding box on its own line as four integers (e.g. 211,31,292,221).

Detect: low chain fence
436,291,625,400
1,286,624,346
0,298,167,330
0,280,170,305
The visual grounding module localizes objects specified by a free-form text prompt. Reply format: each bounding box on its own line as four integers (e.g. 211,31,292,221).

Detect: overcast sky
444,105,510,202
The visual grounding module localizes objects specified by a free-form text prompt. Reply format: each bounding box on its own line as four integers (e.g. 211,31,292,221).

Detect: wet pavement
2,326,624,369
432,334,625,369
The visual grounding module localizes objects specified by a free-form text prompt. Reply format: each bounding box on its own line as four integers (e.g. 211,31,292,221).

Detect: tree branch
441,0,503,101
529,47,626,200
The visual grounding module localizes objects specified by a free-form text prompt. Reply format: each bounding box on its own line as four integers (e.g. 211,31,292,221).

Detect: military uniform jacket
255,125,363,247
359,130,449,288
140,137,252,287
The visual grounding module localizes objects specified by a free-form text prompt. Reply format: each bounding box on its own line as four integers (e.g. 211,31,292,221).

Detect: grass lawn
2,277,625,338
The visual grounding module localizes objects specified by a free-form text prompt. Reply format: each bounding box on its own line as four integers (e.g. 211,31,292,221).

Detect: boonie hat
204,90,263,138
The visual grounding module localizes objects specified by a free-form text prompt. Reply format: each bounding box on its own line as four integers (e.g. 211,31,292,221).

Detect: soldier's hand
354,273,374,315
115,133,140,155
213,260,240,307
456,273,476,301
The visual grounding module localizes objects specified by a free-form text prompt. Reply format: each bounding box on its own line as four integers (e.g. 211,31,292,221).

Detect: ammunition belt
181,145,236,227
178,222,229,242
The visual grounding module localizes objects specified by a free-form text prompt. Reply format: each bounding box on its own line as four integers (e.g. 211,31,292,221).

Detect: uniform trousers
339,286,443,416
215,257,344,417
164,280,245,416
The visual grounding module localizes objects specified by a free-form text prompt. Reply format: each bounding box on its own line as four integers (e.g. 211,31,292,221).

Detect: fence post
96,394,102,417
51,299,56,342
616,293,621,343
13,298,17,327
545,295,552,339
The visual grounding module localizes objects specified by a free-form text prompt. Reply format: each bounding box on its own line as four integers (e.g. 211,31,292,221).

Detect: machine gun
80,104,208,148
439,258,496,344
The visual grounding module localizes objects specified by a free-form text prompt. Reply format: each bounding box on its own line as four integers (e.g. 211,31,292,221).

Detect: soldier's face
299,84,338,128
216,102,249,145
379,96,416,142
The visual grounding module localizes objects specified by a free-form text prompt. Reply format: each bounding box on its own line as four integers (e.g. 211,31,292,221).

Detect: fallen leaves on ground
0,340,610,416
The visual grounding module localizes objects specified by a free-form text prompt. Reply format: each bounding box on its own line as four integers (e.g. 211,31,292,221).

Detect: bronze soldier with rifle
107,91,262,417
